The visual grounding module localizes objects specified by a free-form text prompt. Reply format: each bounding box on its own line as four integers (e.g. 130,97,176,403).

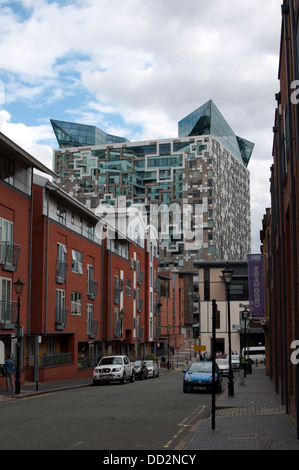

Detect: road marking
164,404,207,448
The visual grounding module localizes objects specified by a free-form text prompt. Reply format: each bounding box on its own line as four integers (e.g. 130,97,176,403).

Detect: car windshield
144,361,153,366
188,362,212,373
134,361,142,366
99,357,123,365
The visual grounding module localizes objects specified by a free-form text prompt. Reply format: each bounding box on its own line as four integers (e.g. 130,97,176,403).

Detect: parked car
230,354,240,369
143,360,159,378
183,361,222,393
93,355,135,385
215,358,230,376
133,360,148,380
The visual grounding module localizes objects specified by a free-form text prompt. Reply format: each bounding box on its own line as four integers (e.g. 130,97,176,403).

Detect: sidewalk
181,365,299,450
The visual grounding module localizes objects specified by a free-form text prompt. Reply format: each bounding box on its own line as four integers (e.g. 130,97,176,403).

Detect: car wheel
121,373,126,384
130,372,135,383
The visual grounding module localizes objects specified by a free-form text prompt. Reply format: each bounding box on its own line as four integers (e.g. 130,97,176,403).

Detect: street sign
194,345,206,351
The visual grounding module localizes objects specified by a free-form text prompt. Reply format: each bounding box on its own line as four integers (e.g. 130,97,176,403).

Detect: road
0,369,215,450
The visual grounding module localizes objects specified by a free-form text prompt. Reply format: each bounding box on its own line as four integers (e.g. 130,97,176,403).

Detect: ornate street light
13,278,25,394
221,263,234,397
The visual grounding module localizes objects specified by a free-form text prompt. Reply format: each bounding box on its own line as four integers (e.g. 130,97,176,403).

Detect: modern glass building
52,100,254,272
50,119,129,148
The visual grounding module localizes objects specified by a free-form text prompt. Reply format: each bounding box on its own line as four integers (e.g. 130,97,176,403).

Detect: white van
242,346,265,364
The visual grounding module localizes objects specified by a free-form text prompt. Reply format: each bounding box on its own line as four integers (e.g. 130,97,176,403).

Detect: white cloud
0,0,283,253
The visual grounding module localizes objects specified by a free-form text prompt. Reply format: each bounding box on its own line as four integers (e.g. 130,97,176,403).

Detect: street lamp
13,278,25,394
221,263,234,397
242,307,249,356
119,309,125,355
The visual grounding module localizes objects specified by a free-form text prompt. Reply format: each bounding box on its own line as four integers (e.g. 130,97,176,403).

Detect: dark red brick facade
261,0,299,437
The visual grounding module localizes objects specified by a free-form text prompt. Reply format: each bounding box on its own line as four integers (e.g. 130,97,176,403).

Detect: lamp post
242,307,250,378
13,278,25,394
119,309,125,355
221,263,234,397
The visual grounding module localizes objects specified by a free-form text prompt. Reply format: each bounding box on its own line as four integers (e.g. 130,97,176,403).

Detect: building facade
52,100,253,273
194,261,264,357
0,132,55,388
260,0,299,438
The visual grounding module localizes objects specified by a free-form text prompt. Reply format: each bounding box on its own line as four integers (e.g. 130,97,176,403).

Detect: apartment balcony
56,260,68,284
0,300,17,329
0,241,21,272
114,321,121,337
87,319,99,338
87,280,99,300
55,307,68,330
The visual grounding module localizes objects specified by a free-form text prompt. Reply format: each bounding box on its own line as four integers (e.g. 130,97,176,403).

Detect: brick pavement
181,365,299,450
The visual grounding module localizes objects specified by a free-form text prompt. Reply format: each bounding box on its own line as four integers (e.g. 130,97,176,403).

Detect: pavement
1,364,299,450
180,365,299,451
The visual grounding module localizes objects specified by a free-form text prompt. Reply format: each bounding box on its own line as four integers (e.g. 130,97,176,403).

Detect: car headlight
112,367,121,372
184,377,192,382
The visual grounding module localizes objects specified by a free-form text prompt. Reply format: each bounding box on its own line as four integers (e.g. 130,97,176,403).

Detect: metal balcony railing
87,280,99,299
87,319,99,338
55,307,68,330
0,301,18,329
0,241,20,272
56,260,68,283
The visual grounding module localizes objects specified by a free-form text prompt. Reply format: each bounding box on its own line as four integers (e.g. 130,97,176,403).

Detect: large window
72,249,83,274
0,277,12,323
71,292,82,316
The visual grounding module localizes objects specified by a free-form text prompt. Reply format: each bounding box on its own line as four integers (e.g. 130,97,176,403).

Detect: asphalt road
0,369,214,450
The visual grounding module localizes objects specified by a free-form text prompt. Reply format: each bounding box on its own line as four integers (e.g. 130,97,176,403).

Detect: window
0,218,20,271
71,292,82,315
87,223,94,240
126,279,132,296
87,303,94,335
0,277,12,323
57,204,66,225
114,274,120,304
56,243,67,283
72,249,83,274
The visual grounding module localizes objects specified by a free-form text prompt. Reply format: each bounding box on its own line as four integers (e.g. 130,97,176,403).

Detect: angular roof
50,119,129,149
178,100,254,167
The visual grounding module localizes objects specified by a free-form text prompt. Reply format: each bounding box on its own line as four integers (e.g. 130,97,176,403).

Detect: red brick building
260,0,299,438
0,132,55,389
1,132,186,386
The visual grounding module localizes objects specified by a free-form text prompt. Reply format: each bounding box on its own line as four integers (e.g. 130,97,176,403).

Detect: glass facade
178,100,254,167
50,119,129,148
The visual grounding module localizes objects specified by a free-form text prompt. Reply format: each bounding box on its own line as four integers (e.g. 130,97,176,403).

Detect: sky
0,0,282,253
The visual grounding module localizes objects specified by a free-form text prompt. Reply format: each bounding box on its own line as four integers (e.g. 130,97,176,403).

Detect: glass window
72,249,83,274
71,292,82,315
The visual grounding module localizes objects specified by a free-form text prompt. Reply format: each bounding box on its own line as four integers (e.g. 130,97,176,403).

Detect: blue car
183,361,223,393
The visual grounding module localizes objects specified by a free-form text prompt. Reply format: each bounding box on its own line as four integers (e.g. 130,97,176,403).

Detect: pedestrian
5,354,15,393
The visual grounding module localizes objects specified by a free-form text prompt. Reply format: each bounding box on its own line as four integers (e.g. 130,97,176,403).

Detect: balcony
87,280,99,300
0,241,20,272
56,260,68,284
55,306,68,330
0,301,17,329
87,319,99,338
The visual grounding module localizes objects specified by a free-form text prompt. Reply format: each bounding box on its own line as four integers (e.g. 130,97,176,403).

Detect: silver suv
93,355,135,385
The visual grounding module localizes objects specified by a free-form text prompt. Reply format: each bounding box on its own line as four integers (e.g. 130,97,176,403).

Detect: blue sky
0,0,282,252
